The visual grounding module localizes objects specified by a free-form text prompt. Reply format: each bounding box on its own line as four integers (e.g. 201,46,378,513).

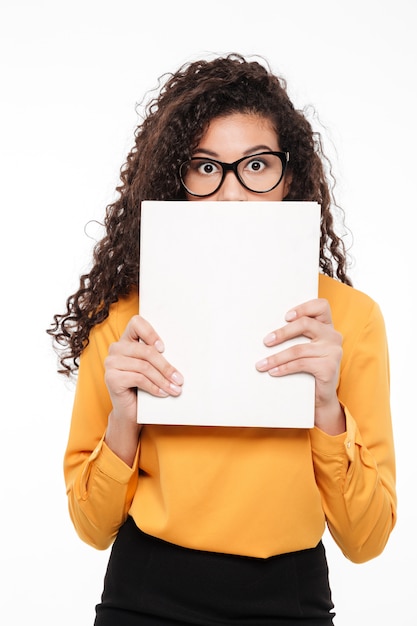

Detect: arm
64,296,183,549
310,300,396,562
256,294,396,563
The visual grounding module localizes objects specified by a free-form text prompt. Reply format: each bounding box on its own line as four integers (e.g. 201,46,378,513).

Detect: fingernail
170,383,182,394
158,389,169,397
154,339,165,352
263,332,276,345
285,310,297,322
255,358,268,370
171,371,184,385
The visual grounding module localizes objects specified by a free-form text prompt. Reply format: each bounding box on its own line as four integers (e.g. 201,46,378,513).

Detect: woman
48,54,396,625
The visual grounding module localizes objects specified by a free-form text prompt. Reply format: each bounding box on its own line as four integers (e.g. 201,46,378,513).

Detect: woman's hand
255,298,346,435
104,315,184,465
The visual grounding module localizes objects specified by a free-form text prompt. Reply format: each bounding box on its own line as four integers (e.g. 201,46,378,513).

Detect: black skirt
94,516,335,626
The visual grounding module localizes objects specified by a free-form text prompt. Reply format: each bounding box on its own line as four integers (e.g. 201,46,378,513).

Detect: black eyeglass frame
179,151,290,198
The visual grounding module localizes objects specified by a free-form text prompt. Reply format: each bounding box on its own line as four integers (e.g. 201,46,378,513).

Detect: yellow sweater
64,274,396,562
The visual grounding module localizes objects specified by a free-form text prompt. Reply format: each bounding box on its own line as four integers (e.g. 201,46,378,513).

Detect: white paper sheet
137,201,320,428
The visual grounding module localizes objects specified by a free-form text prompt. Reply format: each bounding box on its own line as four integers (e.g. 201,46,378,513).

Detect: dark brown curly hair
47,53,352,376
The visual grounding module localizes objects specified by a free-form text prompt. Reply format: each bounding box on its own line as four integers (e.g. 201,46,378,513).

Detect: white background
1,1,415,624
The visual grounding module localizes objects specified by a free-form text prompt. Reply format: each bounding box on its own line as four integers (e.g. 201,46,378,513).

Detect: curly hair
47,53,352,376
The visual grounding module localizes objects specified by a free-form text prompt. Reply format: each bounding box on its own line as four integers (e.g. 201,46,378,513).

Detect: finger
284,298,332,325
106,347,184,392
106,361,182,398
263,300,336,348
256,339,315,372
256,342,342,379
263,316,327,347
268,356,321,378
267,354,340,383
112,315,184,385
121,314,165,352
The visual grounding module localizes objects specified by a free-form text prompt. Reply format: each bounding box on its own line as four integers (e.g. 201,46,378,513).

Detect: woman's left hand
255,298,346,435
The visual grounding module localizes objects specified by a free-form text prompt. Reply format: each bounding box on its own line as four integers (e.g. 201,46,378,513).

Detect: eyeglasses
179,151,289,198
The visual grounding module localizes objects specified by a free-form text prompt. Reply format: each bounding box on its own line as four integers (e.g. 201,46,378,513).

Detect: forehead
197,113,279,149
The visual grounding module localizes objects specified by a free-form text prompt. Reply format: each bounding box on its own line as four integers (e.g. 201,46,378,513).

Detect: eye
245,157,266,173
196,160,221,176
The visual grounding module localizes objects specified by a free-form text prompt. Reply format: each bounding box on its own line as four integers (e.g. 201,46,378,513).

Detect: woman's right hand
103,315,184,465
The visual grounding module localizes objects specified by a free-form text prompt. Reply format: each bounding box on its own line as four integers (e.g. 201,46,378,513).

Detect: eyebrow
192,145,276,158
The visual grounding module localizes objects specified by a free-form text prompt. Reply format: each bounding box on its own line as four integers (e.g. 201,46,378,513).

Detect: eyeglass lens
180,153,284,196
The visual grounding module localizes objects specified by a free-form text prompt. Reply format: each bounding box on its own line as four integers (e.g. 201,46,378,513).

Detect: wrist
105,411,142,467
314,398,346,436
